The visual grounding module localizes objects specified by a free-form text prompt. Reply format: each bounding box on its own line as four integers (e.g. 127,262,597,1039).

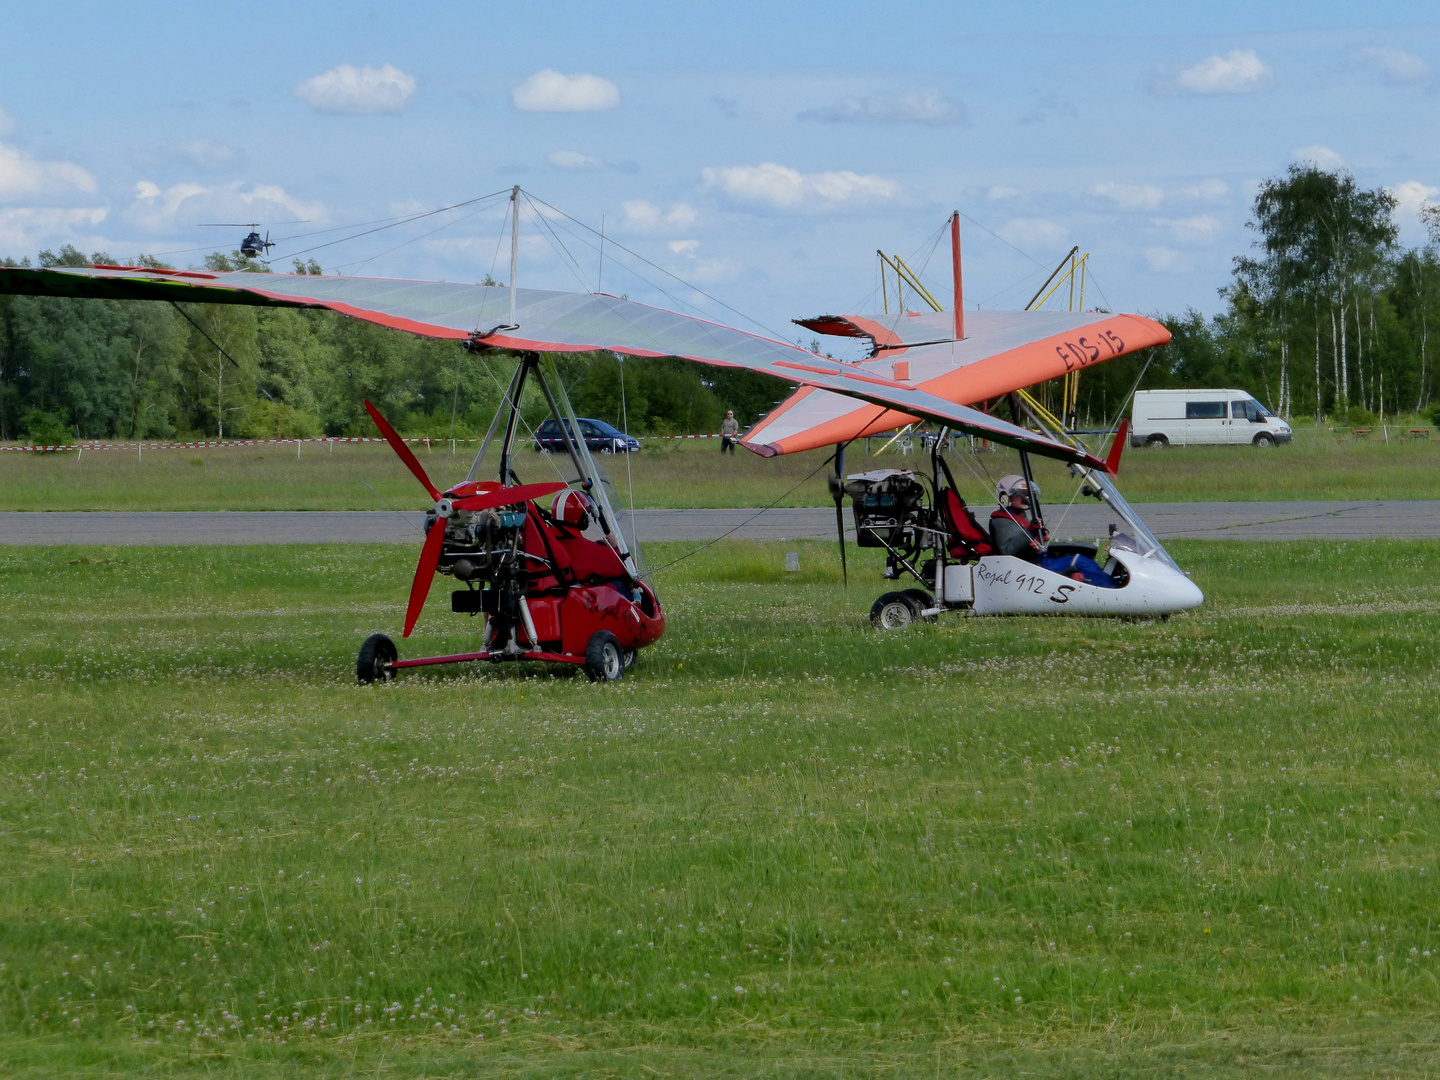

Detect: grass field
3,421,1440,511
4,539,1440,1076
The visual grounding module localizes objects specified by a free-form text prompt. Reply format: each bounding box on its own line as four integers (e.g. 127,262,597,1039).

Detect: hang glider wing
0,264,1108,471
753,307,1170,455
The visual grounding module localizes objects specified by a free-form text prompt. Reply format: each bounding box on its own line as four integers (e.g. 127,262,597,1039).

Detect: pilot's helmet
1007,478,1039,505
995,474,1025,506
551,489,594,529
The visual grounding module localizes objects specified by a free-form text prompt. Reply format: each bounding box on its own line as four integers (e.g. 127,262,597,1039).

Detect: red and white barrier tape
0,432,727,453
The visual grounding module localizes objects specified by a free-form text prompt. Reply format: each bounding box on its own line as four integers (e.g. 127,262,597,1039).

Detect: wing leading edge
0,264,1109,471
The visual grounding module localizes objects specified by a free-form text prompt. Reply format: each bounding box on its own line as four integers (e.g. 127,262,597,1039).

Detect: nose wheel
357,633,397,683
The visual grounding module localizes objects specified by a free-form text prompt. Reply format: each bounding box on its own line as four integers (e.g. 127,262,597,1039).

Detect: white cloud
0,142,97,202
1172,49,1274,95
1144,246,1182,272
1091,181,1164,210
294,64,416,115
668,240,699,257
623,200,698,231
128,180,325,233
0,106,13,137
987,185,1021,201
546,149,604,171
1154,215,1221,242
1000,217,1068,249
0,206,107,251
701,163,899,211
173,138,240,170
1291,144,1345,170
1178,178,1229,201
511,70,620,112
1391,180,1439,221
1349,44,1430,85
799,89,966,126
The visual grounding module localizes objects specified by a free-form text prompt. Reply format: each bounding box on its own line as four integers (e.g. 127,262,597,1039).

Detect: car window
536,419,557,434
1186,401,1226,420
1232,399,1262,421
580,421,600,436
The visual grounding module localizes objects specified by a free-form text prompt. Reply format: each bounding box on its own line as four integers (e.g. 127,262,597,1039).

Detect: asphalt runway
1,501,1438,545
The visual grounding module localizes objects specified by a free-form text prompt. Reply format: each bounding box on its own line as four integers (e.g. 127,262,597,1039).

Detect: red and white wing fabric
750,308,1170,455
0,264,1111,471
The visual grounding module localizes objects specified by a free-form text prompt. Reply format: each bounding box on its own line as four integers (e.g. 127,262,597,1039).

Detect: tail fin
1104,419,1129,475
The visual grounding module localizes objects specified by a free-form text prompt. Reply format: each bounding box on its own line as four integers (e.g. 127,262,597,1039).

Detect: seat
939,488,994,561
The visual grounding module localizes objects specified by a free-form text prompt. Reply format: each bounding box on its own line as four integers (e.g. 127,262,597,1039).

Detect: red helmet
551,489,594,529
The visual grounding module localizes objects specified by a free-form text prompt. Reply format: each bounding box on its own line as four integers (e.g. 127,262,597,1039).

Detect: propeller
365,399,574,637
1105,419,1129,475
404,502,450,637
364,399,440,500
831,442,848,587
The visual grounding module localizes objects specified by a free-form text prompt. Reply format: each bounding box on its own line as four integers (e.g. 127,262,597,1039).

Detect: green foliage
19,408,71,445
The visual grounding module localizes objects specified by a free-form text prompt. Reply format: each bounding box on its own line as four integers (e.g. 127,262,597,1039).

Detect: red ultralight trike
357,350,664,683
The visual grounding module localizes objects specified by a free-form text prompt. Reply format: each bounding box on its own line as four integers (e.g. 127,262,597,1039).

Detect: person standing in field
720,409,740,455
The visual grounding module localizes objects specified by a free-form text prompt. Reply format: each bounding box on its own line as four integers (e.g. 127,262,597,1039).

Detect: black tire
871,591,919,630
901,588,938,621
585,631,626,682
357,633,397,684
1146,434,1170,448
1253,433,1275,447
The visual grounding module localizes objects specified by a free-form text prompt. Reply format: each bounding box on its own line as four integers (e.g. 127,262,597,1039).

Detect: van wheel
871,591,918,630
1253,433,1275,447
1146,434,1169,448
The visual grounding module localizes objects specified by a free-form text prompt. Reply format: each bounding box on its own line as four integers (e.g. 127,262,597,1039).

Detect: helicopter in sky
195,221,306,260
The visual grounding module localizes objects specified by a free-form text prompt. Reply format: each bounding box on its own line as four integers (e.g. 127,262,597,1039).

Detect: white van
1130,389,1291,448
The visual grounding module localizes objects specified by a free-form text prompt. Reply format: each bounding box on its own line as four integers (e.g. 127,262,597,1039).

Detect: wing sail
0,264,1109,471
751,308,1170,455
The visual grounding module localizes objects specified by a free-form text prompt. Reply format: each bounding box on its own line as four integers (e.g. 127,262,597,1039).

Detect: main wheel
357,633,397,684
622,648,637,670
871,591,919,630
1146,434,1170,448
1253,432,1275,447
585,631,626,682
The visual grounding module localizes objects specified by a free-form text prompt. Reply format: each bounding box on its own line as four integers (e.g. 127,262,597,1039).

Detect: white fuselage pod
970,549,1203,616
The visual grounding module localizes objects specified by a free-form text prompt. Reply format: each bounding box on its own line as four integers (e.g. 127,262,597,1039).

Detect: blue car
534,417,641,454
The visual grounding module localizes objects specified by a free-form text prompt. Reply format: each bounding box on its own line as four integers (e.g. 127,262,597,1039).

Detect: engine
841,469,931,551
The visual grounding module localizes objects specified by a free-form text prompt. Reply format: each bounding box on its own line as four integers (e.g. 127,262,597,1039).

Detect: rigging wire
328,200,505,276
275,189,512,263
642,450,840,578
520,191,794,344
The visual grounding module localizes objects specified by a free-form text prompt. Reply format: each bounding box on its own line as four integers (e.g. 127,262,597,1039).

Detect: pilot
990,478,1046,561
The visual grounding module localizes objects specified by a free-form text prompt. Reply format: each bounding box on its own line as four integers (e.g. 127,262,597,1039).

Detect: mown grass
3,421,1440,511
3,539,1440,1077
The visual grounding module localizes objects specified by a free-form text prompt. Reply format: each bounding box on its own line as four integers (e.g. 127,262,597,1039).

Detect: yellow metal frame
878,251,943,314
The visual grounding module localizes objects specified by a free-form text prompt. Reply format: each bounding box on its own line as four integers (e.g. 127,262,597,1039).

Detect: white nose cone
1122,552,1204,614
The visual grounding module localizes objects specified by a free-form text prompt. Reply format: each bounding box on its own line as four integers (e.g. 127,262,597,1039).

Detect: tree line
0,247,789,444
3,165,1438,444
1062,165,1440,428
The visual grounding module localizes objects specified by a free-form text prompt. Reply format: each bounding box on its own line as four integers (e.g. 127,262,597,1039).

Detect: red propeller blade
403,516,447,638
1104,419,1129,475
450,482,567,513
364,399,440,502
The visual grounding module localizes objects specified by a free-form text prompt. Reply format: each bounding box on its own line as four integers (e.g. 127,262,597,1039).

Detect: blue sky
2,1,1436,340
